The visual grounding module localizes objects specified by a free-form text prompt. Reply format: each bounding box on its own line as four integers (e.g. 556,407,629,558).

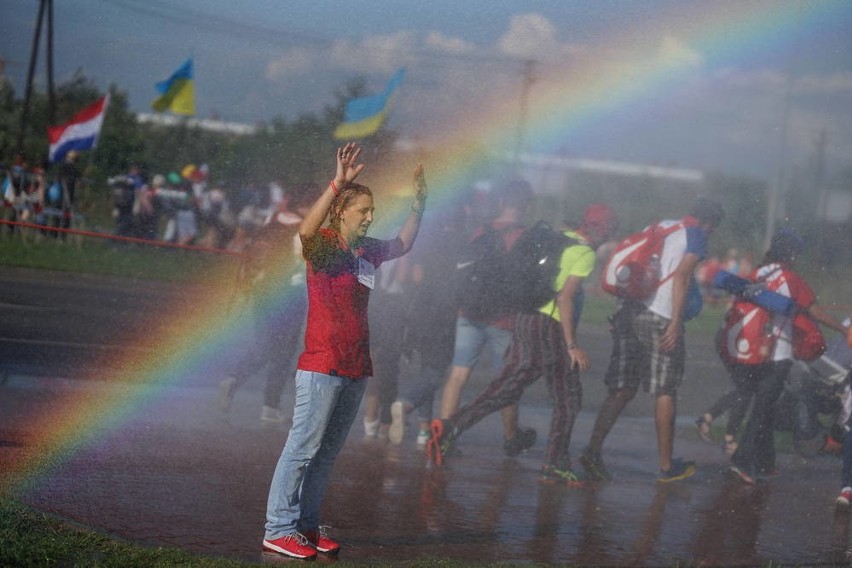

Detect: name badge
357,257,376,289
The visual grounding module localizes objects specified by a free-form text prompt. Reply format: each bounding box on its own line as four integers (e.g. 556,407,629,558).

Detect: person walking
581,197,724,483
726,229,850,484
428,205,619,483
388,206,469,446
262,143,427,560
218,187,310,423
436,180,537,457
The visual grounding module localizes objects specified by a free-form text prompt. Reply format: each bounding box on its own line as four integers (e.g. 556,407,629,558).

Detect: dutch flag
47,94,110,163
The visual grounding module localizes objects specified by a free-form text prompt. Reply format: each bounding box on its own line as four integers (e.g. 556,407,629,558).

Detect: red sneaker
823,435,843,455
304,526,340,554
262,532,317,559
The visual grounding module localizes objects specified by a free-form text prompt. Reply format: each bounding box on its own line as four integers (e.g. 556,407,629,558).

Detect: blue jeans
451,316,512,370
265,370,367,539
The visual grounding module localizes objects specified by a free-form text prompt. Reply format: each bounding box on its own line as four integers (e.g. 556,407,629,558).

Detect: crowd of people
1,152,304,252
1,151,82,237
7,145,850,561
209,144,850,560
106,162,296,251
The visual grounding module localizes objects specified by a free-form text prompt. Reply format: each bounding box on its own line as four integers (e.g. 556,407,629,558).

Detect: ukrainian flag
152,58,195,116
333,69,405,140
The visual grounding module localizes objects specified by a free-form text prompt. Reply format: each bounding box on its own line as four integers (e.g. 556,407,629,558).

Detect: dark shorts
604,302,686,396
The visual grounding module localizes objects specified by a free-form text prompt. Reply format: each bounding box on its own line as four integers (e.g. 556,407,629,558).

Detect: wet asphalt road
1,267,850,566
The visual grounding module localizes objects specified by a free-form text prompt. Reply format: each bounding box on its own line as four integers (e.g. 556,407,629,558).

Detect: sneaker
837,487,852,508
426,419,456,467
389,401,405,445
363,418,380,438
304,526,340,554
218,377,237,412
657,458,696,483
260,405,286,423
579,447,611,482
504,426,537,457
539,465,584,487
755,466,779,480
824,435,843,455
729,464,755,485
262,532,317,559
416,430,430,446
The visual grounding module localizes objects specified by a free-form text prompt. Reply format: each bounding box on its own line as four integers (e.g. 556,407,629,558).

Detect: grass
0,497,252,568
0,232,239,284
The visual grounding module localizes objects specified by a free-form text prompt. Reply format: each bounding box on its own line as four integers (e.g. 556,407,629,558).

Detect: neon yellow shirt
538,230,596,323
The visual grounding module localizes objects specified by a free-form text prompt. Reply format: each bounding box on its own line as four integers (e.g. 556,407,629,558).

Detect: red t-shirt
297,228,403,379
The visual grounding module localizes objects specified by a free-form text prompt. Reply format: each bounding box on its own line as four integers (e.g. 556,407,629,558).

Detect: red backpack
600,220,687,300
717,300,776,366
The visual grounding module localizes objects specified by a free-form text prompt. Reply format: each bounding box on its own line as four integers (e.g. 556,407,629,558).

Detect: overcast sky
3,0,852,185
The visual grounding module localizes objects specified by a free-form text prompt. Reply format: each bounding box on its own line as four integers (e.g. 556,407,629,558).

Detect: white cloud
658,35,703,68
497,13,578,61
266,47,317,80
424,31,476,55
330,31,418,73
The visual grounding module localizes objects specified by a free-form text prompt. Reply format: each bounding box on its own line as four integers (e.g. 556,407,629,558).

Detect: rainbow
4,1,844,493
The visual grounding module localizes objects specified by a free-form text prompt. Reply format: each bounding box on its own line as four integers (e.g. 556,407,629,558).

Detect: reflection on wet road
2,377,849,566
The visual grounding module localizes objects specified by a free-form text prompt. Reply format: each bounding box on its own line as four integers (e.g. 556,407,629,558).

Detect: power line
98,0,525,69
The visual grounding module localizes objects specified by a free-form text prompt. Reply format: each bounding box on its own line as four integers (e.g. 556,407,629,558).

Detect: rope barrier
0,219,244,257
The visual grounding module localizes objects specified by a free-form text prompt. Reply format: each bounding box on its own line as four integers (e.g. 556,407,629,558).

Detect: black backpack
454,226,516,321
505,221,577,313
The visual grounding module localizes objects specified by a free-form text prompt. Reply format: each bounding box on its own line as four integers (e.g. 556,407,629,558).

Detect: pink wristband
329,180,340,196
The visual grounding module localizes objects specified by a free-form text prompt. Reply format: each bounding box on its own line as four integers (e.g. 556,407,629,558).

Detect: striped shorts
604,302,685,396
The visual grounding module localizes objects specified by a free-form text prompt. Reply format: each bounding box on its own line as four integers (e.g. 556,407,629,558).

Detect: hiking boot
389,401,406,445
837,487,852,509
304,526,340,554
218,377,237,412
426,419,457,467
579,447,611,482
539,465,584,487
262,532,317,559
504,426,537,457
657,458,696,483
260,405,286,423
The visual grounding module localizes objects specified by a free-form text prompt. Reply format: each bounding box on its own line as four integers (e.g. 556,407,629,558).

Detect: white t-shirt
644,220,708,320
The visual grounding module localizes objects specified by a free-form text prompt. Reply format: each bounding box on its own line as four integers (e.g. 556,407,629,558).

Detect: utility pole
764,1,802,251
47,0,56,126
814,128,829,258
17,0,56,156
512,59,536,172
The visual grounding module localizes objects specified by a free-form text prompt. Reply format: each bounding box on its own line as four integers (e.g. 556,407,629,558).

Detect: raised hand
335,143,365,186
413,163,427,201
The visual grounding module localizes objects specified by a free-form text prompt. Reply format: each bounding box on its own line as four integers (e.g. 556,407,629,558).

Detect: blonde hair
329,183,372,231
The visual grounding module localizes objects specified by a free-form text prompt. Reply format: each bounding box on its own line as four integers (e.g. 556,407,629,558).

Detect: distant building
136,113,259,136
